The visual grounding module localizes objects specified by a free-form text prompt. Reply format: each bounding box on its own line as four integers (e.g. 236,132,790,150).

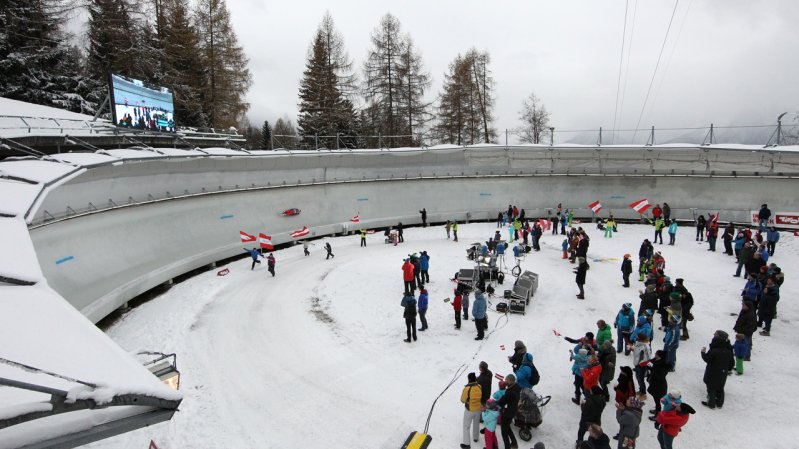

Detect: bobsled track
1,142,799,448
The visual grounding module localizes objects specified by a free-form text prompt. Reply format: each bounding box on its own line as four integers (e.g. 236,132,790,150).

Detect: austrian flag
240,231,256,243
350,214,360,223
629,199,651,214
588,200,602,213
259,233,273,250
290,226,310,238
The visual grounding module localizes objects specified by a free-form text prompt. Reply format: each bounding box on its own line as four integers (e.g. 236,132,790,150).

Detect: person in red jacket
652,204,663,220
453,293,462,329
402,259,416,295
655,402,695,449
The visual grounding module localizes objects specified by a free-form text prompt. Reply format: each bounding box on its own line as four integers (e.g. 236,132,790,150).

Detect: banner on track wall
750,211,799,230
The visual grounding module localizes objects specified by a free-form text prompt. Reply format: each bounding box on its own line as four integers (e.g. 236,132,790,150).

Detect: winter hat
675,278,684,285
504,373,516,384
585,332,595,341
638,315,647,324
533,443,546,449
716,330,730,341
669,389,682,400
655,349,666,359
498,380,507,390
578,348,589,356
467,372,477,383
623,302,632,309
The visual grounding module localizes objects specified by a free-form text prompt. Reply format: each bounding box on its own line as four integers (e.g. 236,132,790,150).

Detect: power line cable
617,0,639,140
632,0,681,143
649,0,694,124
611,0,630,144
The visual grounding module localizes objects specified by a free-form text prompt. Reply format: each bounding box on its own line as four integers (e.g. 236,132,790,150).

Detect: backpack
530,364,540,386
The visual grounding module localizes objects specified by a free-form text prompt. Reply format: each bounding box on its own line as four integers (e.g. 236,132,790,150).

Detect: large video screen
109,73,176,133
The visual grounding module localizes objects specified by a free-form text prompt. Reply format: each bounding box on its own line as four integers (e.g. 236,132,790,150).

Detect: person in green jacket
452,221,459,242
596,320,613,348
360,228,368,247
654,218,666,244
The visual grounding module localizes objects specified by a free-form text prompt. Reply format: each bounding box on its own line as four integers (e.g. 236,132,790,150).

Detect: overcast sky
220,0,797,143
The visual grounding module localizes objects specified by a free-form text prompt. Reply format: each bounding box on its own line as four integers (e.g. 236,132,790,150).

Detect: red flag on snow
216,268,230,276
240,231,256,243
350,214,360,223
629,199,651,214
552,329,562,337
588,200,602,213
290,226,310,238
259,233,273,250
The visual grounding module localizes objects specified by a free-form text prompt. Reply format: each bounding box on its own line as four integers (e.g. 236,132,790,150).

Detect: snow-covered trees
0,0,92,112
518,92,551,144
434,49,497,145
297,13,358,149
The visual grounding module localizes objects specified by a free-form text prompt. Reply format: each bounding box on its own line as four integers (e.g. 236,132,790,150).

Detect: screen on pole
109,73,176,133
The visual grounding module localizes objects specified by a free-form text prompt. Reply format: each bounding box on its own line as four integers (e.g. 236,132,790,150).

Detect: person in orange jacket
655,402,695,449
402,259,415,295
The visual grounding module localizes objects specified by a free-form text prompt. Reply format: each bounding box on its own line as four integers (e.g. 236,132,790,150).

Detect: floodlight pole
549,127,555,146
777,112,787,146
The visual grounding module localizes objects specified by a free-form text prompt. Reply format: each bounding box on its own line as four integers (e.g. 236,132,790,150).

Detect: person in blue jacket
244,247,263,270
663,314,681,371
514,353,536,389
419,251,430,283
741,274,763,305
667,220,678,245
560,212,568,235
614,303,636,354
472,292,488,340
766,227,780,256
418,287,429,331
630,315,652,343
570,347,590,403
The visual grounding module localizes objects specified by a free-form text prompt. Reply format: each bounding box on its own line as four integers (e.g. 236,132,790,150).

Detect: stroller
514,388,551,442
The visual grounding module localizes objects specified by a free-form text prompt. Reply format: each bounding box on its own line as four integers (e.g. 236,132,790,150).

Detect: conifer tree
261,120,272,149
194,0,252,128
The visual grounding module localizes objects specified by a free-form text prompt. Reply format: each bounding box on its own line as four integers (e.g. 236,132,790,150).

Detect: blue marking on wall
479,192,492,196
610,195,625,199
56,256,74,265
220,214,235,220
357,197,369,202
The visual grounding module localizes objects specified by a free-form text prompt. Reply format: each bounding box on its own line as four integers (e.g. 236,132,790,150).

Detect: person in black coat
401,293,417,343
577,386,607,444
701,331,734,409
638,284,659,317
646,350,669,419
733,300,757,361
621,254,633,287
575,257,589,299
477,361,493,405
397,222,404,243
419,208,427,227
673,278,694,340
496,373,520,449
695,215,706,241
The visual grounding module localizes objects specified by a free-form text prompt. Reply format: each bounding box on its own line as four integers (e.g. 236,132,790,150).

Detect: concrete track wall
29,157,798,323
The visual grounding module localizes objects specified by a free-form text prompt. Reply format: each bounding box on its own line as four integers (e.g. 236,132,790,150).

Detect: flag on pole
259,233,273,250
350,214,360,223
711,211,719,224
290,226,310,238
629,199,651,214
588,200,602,213
240,231,256,243
552,329,562,337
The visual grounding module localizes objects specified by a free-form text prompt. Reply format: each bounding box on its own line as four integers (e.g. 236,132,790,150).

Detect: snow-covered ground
90,222,797,449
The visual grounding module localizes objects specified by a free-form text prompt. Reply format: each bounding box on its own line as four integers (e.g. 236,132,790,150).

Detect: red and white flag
216,268,229,276
259,233,273,250
552,329,562,337
711,212,719,224
494,372,505,381
290,226,310,238
240,231,256,243
629,199,651,214
149,441,160,449
538,218,548,230
350,214,360,223
588,200,602,213
500,344,506,351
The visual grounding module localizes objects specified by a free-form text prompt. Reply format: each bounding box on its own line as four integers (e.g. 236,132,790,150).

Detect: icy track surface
90,223,797,449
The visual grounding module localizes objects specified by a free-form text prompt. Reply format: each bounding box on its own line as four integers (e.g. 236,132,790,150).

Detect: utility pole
549,127,555,146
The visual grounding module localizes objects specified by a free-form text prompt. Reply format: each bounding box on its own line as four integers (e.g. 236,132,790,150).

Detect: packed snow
91,221,796,448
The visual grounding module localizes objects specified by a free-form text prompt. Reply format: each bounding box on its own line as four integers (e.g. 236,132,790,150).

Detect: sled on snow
281,208,301,216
